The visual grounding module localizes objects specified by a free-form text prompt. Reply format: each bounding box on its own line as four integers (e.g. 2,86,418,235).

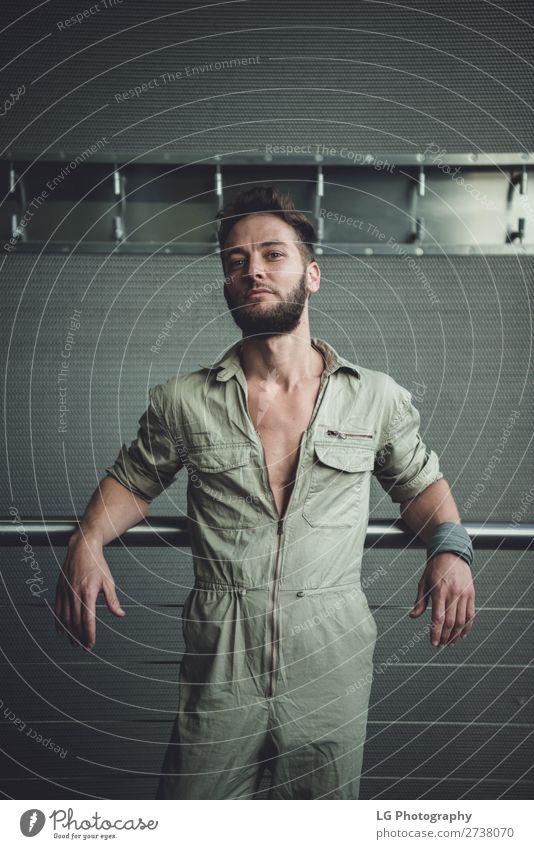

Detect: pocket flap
189,444,251,473
313,442,375,472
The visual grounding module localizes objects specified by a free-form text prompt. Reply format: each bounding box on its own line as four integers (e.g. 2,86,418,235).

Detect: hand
54,532,126,651
409,552,475,647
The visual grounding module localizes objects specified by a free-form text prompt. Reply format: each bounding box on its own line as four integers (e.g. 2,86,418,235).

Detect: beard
224,270,308,337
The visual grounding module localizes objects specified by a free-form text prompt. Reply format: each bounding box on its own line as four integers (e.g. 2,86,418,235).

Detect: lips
245,288,273,300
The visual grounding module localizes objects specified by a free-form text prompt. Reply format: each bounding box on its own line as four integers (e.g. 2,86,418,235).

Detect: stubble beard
224,270,308,338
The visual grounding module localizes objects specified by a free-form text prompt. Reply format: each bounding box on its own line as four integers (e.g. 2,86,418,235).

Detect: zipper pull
277,518,284,535
326,429,373,439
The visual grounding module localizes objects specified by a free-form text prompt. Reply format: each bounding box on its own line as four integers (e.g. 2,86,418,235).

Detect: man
55,186,475,800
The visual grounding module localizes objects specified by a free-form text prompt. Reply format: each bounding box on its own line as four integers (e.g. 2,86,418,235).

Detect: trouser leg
155,695,271,800
267,689,370,799
268,585,377,798
156,585,274,799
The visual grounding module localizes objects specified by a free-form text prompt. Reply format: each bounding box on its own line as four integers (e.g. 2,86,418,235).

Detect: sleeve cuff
104,463,160,504
386,450,444,503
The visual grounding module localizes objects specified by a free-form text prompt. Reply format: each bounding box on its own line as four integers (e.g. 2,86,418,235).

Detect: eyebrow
224,240,289,256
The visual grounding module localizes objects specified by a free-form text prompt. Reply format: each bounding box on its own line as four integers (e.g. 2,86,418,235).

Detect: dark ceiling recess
2,160,533,255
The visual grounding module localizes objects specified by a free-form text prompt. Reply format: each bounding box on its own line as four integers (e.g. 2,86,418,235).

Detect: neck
239,331,325,390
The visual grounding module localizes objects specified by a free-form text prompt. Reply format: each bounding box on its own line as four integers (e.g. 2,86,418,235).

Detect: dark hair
215,186,317,270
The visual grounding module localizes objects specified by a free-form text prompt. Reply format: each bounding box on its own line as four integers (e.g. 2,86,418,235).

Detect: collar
198,337,361,382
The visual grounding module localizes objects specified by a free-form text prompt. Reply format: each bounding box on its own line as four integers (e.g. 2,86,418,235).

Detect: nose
245,251,267,281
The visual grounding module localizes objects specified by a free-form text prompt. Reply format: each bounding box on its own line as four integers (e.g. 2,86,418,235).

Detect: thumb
102,581,126,617
409,579,428,617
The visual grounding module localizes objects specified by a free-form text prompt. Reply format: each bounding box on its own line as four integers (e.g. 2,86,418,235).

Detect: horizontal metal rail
3,151,532,166
8,242,534,256
0,519,532,550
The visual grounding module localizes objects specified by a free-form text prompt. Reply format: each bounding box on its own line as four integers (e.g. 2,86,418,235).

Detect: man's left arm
400,478,476,647
374,380,475,648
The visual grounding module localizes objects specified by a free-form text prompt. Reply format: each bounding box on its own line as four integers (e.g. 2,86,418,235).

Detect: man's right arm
55,383,184,650
70,474,151,549
56,476,150,649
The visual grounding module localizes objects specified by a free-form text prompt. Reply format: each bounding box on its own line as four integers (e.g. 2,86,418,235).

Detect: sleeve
373,381,443,503
104,383,184,503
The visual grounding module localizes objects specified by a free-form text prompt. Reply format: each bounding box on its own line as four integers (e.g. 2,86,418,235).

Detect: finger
70,590,82,648
102,581,126,617
440,596,458,646
430,588,446,646
81,592,97,649
62,584,79,648
409,576,428,617
461,593,476,638
61,593,74,645
448,596,467,645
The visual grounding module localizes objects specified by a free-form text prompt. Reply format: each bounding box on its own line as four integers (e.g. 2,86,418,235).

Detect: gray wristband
427,522,473,568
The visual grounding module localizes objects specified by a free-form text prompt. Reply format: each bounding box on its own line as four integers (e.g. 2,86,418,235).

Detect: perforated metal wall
2,0,533,160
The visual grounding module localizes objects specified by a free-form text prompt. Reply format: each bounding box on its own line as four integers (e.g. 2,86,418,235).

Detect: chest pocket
303,441,375,528
186,443,264,530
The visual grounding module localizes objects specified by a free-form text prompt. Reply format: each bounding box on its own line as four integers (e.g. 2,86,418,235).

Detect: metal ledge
0,519,532,550
2,151,533,167
6,242,534,256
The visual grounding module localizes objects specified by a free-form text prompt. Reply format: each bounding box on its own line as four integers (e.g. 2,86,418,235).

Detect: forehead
224,213,298,252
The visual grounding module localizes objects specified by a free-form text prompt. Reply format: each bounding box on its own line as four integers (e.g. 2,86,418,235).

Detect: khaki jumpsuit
105,337,442,799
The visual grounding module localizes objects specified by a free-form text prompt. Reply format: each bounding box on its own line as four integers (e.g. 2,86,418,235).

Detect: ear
306,260,321,295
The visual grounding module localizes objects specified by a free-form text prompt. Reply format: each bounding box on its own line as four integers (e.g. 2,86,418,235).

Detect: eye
268,251,283,259
228,258,244,268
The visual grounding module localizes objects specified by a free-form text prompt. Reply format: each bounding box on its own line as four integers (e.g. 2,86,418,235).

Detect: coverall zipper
238,362,332,700
267,517,284,698
262,438,303,700
327,429,373,439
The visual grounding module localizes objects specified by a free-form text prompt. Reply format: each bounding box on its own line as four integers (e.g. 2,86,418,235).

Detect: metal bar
418,165,426,198
214,163,223,203
112,166,126,242
7,242,534,256
510,165,528,195
0,519,532,550
2,151,532,166
314,164,324,250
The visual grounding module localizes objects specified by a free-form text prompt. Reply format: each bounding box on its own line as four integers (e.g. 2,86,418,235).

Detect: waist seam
193,579,364,595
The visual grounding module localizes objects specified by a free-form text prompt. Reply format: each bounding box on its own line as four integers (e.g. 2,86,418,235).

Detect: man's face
222,213,319,337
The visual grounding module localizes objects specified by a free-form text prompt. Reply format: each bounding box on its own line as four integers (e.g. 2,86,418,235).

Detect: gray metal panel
1,776,531,800
1,0,533,159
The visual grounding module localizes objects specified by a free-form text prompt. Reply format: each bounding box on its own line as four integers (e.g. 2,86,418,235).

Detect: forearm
69,475,150,548
400,478,462,544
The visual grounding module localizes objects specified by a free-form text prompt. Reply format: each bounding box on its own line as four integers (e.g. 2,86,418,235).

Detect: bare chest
246,377,322,517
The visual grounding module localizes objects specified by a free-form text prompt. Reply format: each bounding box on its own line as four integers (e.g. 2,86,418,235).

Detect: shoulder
147,368,197,423
149,365,218,422
356,364,408,404
355,365,413,442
